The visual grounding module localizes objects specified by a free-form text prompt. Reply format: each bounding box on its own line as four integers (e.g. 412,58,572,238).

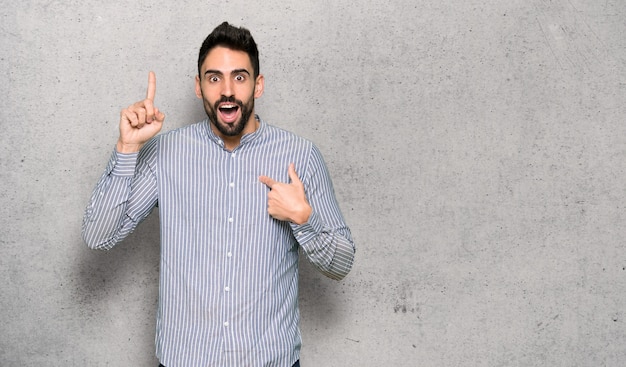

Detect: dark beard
204,94,254,137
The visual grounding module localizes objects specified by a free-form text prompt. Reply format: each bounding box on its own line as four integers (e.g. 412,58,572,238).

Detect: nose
221,78,234,97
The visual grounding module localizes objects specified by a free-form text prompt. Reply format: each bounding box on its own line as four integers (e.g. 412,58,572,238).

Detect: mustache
214,95,243,109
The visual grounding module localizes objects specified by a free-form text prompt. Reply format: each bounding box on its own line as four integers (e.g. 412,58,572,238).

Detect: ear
254,74,265,98
195,75,202,99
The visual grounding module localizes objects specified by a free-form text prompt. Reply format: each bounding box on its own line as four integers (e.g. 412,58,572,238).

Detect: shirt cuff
290,209,323,245
109,150,138,177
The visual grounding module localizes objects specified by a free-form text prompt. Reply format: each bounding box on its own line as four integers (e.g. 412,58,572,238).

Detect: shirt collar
203,115,265,150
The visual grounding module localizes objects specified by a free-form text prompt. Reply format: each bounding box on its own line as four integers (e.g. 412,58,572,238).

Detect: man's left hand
259,163,312,225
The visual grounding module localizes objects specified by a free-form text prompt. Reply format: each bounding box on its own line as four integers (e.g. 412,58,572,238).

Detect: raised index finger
146,71,157,101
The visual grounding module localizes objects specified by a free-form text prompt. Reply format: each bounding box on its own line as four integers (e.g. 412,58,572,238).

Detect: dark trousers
159,361,300,367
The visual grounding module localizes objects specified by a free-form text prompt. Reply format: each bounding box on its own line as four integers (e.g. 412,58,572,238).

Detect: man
82,22,355,367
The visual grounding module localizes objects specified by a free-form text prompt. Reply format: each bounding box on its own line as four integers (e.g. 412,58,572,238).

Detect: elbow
81,227,112,251
324,250,355,281
328,271,349,282
323,267,351,281
85,241,109,251
333,261,354,281
82,235,108,251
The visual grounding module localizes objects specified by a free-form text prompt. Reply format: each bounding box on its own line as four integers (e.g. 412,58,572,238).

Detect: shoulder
261,122,315,152
158,120,207,142
151,121,209,154
259,121,329,179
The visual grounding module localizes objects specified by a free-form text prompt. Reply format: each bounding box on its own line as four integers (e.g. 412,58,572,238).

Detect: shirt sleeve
81,139,159,250
291,144,355,280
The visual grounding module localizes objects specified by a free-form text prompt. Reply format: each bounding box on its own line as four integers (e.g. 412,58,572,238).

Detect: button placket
223,149,237,333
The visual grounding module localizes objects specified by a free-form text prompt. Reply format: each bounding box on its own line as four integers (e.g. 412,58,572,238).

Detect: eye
235,74,246,82
208,75,220,83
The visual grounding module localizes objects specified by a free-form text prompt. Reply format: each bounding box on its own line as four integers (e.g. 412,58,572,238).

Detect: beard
203,92,255,137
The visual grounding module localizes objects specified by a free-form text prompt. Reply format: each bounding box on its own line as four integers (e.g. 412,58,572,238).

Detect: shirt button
227,252,232,257
228,217,233,223
225,286,230,292
298,232,303,237
229,182,235,188
231,153,236,158
224,321,229,327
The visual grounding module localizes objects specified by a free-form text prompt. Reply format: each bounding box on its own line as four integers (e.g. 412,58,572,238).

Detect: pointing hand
117,71,166,153
259,163,312,225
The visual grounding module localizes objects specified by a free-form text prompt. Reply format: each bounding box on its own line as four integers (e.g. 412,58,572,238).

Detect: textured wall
2,0,625,366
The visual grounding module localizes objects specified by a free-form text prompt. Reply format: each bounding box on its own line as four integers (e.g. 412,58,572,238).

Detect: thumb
288,163,302,185
154,107,166,123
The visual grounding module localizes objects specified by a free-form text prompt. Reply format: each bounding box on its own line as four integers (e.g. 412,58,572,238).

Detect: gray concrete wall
2,0,625,365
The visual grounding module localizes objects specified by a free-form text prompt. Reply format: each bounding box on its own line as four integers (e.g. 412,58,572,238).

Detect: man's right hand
116,71,166,153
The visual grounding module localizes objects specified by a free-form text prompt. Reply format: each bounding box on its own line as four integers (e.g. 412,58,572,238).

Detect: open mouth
218,103,240,123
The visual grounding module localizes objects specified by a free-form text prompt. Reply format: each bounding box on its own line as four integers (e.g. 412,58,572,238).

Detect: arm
82,71,165,250
81,142,158,250
259,146,355,280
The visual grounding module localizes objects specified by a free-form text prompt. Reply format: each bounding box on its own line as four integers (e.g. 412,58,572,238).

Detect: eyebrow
204,68,251,77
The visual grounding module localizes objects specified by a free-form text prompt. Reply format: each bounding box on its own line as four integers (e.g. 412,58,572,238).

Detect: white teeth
221,104,236,109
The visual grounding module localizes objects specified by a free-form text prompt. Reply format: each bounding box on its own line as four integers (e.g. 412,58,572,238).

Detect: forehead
200,46,253,74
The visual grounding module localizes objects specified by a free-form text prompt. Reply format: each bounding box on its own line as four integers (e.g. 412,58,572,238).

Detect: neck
215,116,260,151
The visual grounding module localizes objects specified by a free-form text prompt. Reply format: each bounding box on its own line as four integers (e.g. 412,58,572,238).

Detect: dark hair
197,22,260,78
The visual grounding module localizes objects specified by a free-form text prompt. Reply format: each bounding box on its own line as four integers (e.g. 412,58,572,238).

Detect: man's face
195,46,264,139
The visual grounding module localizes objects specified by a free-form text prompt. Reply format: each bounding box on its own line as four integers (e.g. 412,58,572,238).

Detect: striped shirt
82,118,355,367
